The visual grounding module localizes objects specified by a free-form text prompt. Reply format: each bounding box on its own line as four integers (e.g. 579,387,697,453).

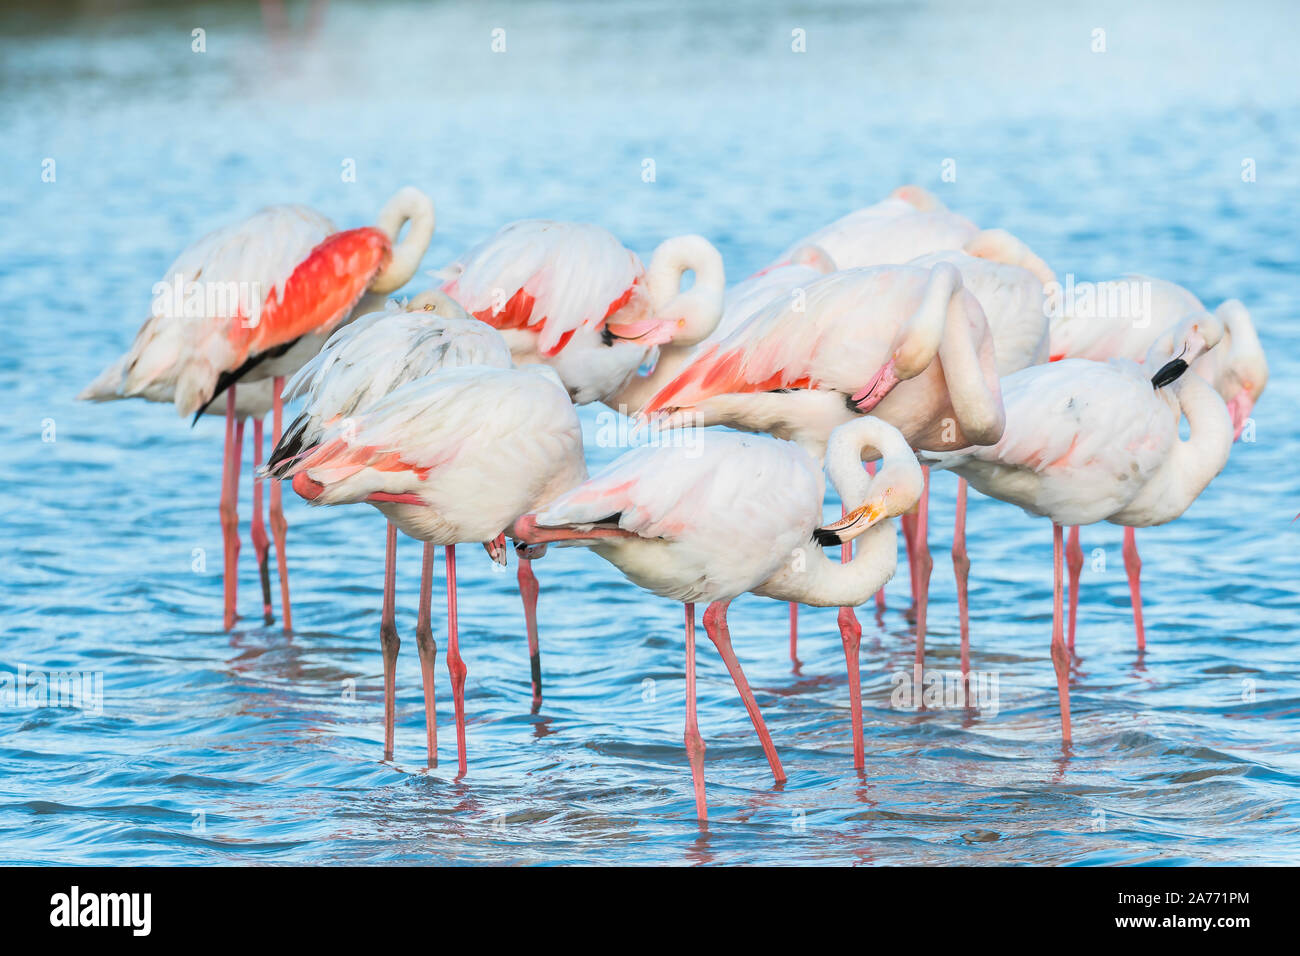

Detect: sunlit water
2,0,1298,865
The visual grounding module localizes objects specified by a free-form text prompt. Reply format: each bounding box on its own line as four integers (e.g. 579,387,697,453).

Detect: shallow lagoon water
2,0,1299,865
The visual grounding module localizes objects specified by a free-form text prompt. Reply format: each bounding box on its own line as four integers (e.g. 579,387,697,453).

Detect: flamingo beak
813,500,887,546
851,360,901,413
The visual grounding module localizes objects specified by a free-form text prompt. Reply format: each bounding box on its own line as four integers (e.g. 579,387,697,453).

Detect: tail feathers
265,414,310,478
77,355,131,402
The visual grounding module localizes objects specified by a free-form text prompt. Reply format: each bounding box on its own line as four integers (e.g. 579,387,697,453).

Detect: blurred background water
2,0,1298,865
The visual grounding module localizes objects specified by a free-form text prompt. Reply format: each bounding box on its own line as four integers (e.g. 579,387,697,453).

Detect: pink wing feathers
642,267,925,414
440,220,652,356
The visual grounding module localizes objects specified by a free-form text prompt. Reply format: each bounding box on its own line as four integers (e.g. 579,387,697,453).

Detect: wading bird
641,262,1005,698
273,365,586,774
439,220,726,408
1048,279,1267,649
265,292,518,763
923,318,1233,743
514,416,921,820
80,187,436,631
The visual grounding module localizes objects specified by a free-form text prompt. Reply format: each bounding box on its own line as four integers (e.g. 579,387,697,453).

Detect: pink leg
682,602,707,824
913,467,933,683
1123,526,1145,652
900,511,918,613
415,542,438,768
445,544,468,777
702,600,785,784
866,461,886,612
250,417,273,625
839,606,865,771
952,477,971,702
220,389,240,631
787,603,799,667
517,556,543,712
1066,526,1082,651
838,502,865,769
380,521,400,762
1051,523,1073,745
269,376,292,633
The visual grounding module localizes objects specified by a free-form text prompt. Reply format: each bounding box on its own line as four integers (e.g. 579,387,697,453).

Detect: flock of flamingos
80,184,1267,823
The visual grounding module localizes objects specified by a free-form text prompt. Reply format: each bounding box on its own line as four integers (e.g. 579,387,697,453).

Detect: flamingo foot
953,477,971,705
251,417,273,625
270,376,292,633
220,388,241,631
380,521,400,762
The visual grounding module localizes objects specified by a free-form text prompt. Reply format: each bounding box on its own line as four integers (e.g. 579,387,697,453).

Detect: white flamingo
264,292,517,763
512,415,923,821
79,187,436,631
640,263,1005,722
901,233,1055,679
439,220,726,407
273,365,587,775
1048,278,1268,649
923,321,1234,743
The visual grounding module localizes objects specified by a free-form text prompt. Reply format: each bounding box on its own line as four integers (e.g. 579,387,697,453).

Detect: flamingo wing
643,267,923,414
536,431,821,544
440,220,649,356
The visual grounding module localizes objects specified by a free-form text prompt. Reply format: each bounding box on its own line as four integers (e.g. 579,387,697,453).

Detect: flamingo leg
414,541,438,768
913,466,933,683
787,603,799,667
702,600,785,785
682,602,707,824
380,521,400,762
1123,526,1145,652
250,417,273,625
1066,525,1083,651
901,511,918,614
952,476,971,703
445,544,468,777
866,461,885,613
838,503,865,770
219,388,240,631
517,556,543,712
1051,523,1073,745
269,375,293,633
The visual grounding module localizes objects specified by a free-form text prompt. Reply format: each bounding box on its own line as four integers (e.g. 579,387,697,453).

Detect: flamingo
1048,279,1268,649
512,415,923,821
902,234,1055,682
438,220,726,407
640,263,1005,730
272,365,587,774
922,318,1234,743
79,187,436,631
264,292,517,763
769,185,980,270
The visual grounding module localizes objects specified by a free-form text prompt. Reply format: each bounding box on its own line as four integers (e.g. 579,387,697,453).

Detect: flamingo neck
644,235,725,346
369,187,436,294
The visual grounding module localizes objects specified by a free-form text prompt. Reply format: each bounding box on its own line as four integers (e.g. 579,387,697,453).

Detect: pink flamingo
1048,279,1268,649
273,365,587,774
439,220,726,408
923,319,1233,743
640,262,1005,764
80,188,436,631
265,292,516,763
902,233,1055,681
513,415,923,822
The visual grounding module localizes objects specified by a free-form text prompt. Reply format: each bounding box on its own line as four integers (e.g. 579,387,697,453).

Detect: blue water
3,0,1299,865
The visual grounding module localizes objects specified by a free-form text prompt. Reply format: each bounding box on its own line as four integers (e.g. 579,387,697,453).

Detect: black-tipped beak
813,527,842,547
1150,357,1188,389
